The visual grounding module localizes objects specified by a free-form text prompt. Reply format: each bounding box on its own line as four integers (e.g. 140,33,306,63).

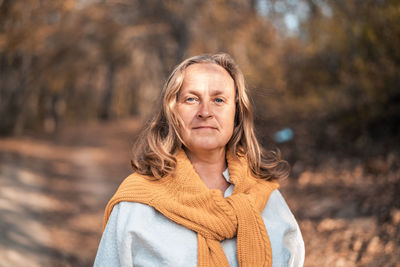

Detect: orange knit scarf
103,149,279,266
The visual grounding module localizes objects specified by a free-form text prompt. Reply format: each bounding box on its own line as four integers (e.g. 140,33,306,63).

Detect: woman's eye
186,97,196,103
215,98,224,103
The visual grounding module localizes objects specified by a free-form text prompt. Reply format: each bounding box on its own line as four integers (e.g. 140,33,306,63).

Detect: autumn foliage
0,1,399,265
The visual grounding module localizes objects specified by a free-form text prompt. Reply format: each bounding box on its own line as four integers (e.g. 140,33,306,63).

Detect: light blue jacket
94,169,305,266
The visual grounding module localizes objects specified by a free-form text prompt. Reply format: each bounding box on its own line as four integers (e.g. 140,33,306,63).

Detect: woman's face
176,63,236,155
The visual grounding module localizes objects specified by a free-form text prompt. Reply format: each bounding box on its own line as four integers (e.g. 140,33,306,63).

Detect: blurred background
0,0,399,266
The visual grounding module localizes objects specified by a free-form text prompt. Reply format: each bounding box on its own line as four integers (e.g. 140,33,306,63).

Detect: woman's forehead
180,63,235,92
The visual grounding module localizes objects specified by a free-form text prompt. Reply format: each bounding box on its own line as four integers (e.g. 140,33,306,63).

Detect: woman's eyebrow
178,90,199,100
180,89,229,96
210,90,230,96
183,90,200,95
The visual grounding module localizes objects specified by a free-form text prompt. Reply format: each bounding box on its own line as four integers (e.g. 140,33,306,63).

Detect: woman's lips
192,126,217,130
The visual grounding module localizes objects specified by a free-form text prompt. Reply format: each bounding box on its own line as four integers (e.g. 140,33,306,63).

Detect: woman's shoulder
110,201,159,223
263,189,297,222
120,171,154,184
118,171,172,188
112,172,169,198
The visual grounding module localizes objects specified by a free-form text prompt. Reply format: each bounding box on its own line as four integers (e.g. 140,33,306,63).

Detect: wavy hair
131,53,289,180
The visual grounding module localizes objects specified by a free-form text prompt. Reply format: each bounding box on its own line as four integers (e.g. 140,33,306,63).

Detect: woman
94,53,304,267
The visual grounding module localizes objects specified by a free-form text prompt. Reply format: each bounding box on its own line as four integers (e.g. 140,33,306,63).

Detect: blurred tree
283,0,400,152
0,0,399,154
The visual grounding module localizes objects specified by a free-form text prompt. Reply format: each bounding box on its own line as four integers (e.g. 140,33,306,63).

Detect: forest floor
0,118,398,267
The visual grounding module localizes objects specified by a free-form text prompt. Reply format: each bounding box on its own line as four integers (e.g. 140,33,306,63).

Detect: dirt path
281,155,400,266
0,119,141,266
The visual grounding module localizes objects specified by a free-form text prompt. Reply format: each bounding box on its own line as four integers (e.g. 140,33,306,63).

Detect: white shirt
94,169,305,266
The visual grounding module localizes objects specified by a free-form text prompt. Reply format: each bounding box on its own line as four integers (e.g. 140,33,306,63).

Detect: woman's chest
117,202,239,267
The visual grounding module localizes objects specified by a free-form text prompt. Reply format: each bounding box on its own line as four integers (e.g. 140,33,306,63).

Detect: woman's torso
94,170,305,267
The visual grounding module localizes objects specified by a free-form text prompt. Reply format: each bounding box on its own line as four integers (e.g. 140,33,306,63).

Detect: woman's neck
184,148,230,192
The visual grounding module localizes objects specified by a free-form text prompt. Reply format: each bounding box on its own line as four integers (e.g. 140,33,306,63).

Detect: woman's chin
185,142,226,154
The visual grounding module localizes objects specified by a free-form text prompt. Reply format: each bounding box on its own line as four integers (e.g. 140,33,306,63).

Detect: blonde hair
131,53,289,180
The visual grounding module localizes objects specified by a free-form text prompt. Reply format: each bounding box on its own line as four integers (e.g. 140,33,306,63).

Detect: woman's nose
197,101,213,119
